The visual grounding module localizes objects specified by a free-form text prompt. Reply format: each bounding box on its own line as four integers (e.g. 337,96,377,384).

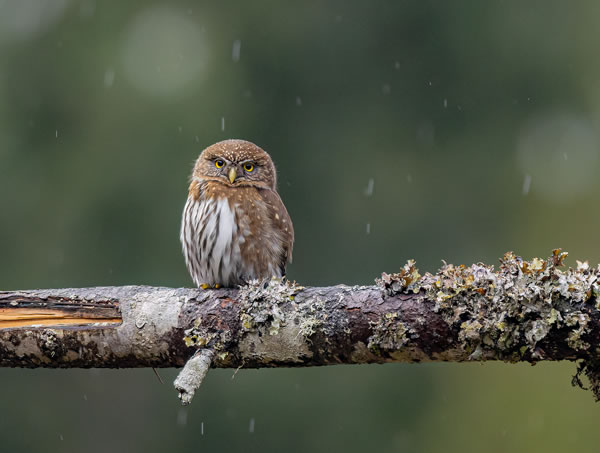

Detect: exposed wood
0,293,122,329
0,314,121,329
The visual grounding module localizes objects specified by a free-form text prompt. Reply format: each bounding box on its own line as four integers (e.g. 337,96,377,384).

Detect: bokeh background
2,1,600,451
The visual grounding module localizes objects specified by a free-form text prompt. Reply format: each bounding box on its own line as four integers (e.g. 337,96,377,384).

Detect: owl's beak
228,167,237,184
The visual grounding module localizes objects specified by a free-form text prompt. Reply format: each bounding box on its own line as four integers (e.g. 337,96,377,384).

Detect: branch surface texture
2,249,600,403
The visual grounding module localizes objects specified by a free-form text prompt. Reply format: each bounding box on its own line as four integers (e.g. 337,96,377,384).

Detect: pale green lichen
297,298,327,339
182,317,232,353
377,260,421,295
565,313,590,351
367,312,411,353
237,278,314,364
376,249,599,361
237,277,326,343
183,278,317,368
299,316,321,338
238,277,304,335
377,249,600,397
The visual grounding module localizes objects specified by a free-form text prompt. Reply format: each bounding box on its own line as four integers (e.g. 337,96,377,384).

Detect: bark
2,250,600,403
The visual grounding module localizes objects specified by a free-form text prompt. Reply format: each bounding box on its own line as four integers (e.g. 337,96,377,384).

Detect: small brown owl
180,139,294,288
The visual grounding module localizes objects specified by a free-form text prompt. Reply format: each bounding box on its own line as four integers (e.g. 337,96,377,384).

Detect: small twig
231,363,244,380
174,349,214,405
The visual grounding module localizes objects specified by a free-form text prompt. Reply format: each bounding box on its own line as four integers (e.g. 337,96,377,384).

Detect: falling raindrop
443,98,448,108
55,130,58,138
381,83,391,95
364,178,374,196
407,174,412,183
249,418,255,433
296,96,302,106
522,174,532,195
201,422,204,435
221,117,225,131
232,39,241,62
366,223,371,235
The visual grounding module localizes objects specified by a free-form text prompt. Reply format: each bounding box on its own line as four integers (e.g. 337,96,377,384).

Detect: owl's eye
215,160,225,168
243,163,254,172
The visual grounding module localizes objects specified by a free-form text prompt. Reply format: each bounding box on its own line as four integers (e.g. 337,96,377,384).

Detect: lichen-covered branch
2,249,600,402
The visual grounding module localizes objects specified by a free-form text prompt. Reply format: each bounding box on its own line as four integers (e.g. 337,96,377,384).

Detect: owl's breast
181,194,242,287
182,182,287,287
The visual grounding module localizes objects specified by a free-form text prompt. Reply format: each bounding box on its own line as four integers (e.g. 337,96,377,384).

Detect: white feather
181,196,241,287
210,198,237,281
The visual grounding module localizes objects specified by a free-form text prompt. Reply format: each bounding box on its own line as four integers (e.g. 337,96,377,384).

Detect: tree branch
2,250,600,403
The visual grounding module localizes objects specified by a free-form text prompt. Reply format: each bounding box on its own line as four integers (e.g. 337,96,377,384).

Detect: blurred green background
2,1,600,451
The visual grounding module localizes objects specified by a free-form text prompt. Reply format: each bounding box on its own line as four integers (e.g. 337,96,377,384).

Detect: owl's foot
199,283,222,290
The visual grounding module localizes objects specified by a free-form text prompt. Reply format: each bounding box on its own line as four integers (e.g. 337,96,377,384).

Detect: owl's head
192,139,277,190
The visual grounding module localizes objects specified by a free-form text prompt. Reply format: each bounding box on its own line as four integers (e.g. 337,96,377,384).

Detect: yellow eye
243,163,254,172
215,159,225,168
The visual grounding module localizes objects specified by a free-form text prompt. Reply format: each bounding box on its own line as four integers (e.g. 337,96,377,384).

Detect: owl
180,139,294,288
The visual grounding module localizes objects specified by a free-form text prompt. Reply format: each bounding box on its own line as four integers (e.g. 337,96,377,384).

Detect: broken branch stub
174,349,215,405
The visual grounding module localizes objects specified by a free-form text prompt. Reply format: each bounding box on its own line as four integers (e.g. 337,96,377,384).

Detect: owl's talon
200,283,222,289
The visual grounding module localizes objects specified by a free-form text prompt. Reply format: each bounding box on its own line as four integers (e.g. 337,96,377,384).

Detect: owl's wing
261,189,294,274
